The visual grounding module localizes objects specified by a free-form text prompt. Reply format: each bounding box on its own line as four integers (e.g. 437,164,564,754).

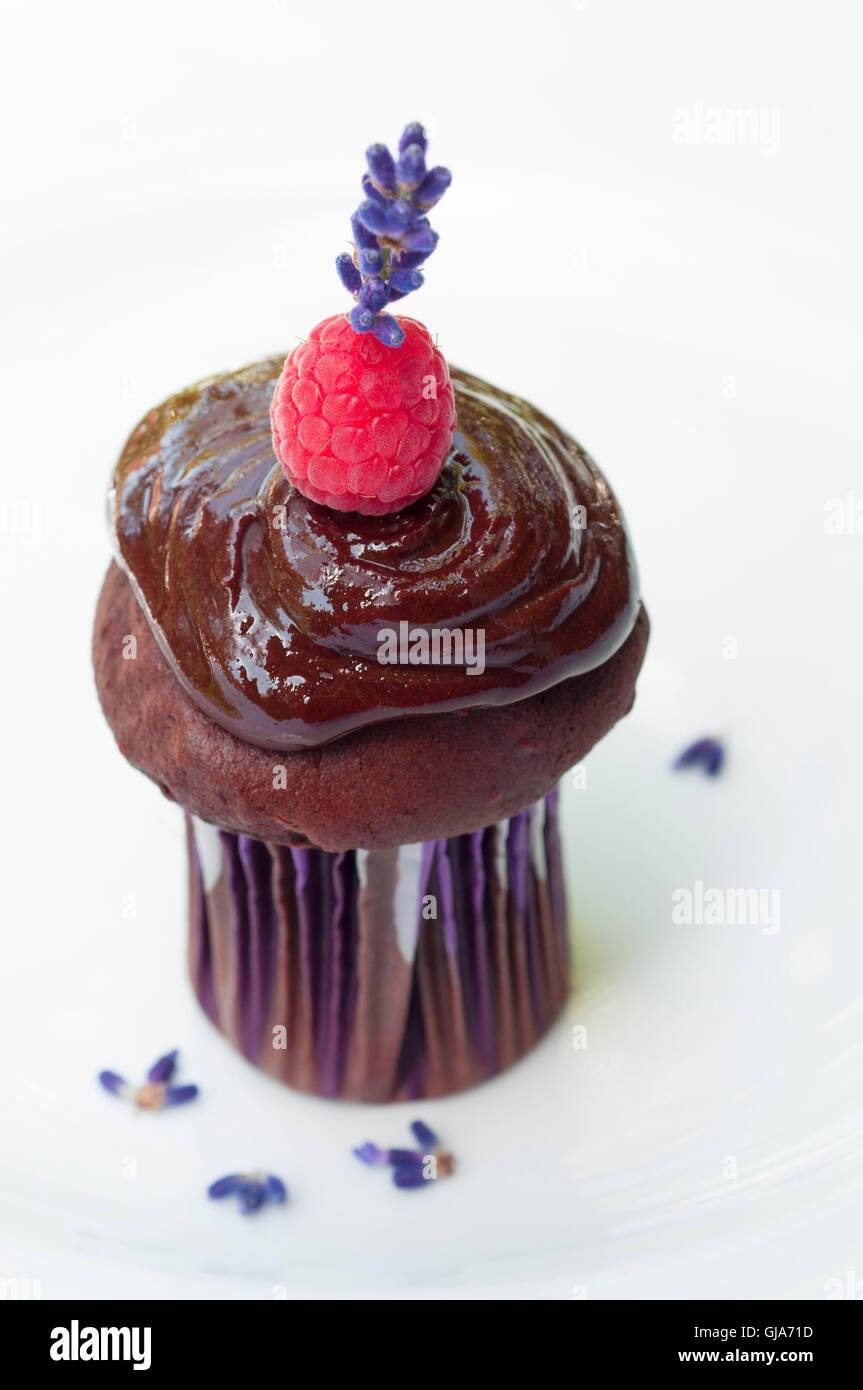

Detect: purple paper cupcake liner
186,788,570,1101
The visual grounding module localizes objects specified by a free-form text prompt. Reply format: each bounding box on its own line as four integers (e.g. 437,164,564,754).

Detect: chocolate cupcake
94,124,648,1101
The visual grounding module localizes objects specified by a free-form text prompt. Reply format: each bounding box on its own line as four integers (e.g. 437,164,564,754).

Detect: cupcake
94,124,648,1101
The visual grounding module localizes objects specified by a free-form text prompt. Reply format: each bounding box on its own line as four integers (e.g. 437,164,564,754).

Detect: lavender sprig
337,123,451,348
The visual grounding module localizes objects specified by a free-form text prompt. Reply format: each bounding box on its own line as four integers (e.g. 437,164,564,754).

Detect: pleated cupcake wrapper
187,788,569,1102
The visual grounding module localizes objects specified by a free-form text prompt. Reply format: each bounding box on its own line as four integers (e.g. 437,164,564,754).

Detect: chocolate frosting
110,356,639,750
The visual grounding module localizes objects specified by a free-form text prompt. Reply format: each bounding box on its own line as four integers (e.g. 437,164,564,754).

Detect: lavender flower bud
356,199,390,237
372,314,405,347
336,253,362,295
351,210,379,250
358,247,383,277
349,304,375,334
413,166,452,210
389,267,424,294
358,276,390,314
402,222,438,254
361,173,388,207
399,122,427,155
366,143,396,192
397,145,426,191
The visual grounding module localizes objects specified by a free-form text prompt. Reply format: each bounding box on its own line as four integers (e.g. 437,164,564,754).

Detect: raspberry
270,315,456,515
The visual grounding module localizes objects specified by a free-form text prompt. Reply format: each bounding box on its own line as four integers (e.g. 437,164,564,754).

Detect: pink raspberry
270,315,457,515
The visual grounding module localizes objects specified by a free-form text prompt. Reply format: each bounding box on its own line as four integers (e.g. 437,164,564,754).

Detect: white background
1,0,862,1300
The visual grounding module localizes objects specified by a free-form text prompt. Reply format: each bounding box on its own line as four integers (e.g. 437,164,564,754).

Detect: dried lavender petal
162,1084,199,1107
264,1174,287,1204
704,742,725,776
410,1120,439,1150
98,1070,129,1097
353,1142,387,1165
146,1049,178,1084
388,1148,424,1167
673,736,725,777
393,1164,429,1189
239,1181,267,1214
208,1174,244,1199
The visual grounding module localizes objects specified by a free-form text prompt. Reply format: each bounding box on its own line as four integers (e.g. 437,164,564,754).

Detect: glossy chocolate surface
111,356,639,749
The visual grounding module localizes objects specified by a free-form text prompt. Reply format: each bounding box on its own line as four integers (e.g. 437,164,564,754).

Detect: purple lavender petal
705,742,725,776
98,1070,129,1097
264,1175,288,1204
146,1049,178,1084
208,1174,245,1199
674,736,715,768
353,1142,387,1165
239,1181,267,1214
388,1148,424,1167
163,1084,199,1107
410,1120,439,1151
393,1164,429,1189
673,736,725,776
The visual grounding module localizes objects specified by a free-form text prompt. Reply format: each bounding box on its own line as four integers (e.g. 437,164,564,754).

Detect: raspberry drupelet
270,123,455,515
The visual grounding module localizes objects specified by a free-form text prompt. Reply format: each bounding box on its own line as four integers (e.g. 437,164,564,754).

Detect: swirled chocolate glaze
110,356,639,749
